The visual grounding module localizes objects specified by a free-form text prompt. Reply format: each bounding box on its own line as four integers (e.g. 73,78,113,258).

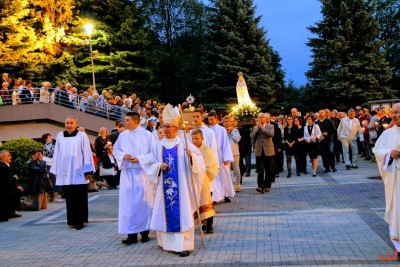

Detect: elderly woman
39,81,51,103
99,142,119,189
94,127,110,162
27,148,52,210
303,115,322,177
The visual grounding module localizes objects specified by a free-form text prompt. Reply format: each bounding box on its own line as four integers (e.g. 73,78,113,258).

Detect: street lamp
84,23,96,91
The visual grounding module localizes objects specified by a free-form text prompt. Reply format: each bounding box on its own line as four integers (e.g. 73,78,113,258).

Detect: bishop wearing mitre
138,104,206,257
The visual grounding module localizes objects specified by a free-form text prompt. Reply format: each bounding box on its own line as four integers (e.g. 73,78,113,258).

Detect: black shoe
75,224,84,230
365,157,371,161
346,165,351,170
140,231,150,243
352,165,358,169
303,171,308,174
275,174,279,178
245,173,250,177
297,172,301,176
206,225,214,234
9,213,22,218
180,251,190,257
323,168,330,173
224,197,231,203
0,218,9,222
88,189,99,192
331,167,337,172
122,234,138,245
286,173,291,178
256,188,264,193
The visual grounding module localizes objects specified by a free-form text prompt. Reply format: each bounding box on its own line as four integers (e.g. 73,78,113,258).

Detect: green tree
0,0,78,84
306,0,394,110
369,0,400,95
145,0,207,103
73,0,154,95
200,0,280,110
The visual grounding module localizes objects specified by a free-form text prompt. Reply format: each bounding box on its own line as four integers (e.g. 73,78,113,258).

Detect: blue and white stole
162,145,180,232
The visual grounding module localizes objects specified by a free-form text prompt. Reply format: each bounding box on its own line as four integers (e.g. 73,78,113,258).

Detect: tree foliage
200,0,281,111
306,0,394,110
369,0,400,94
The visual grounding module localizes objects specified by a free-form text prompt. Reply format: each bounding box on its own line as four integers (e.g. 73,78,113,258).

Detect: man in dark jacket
270,116,283,180
316,109,337,172
0,150,22,221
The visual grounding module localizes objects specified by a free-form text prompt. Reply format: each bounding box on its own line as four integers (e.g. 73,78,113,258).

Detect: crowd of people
1,71,398,256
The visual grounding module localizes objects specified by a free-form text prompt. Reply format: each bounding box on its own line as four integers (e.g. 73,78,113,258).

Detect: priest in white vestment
50,116,95,230
191,129,219,234
373,103,400,243
208,111,235,203
113,112,157,245
138,104,206,257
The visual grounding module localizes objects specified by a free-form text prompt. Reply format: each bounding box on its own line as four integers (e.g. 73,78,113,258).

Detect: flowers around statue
231,104,261,123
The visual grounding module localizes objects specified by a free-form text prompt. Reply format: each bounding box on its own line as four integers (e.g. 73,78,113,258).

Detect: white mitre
163,104,181,127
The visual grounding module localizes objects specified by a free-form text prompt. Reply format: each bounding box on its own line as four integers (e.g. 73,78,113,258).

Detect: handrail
1,87,126,121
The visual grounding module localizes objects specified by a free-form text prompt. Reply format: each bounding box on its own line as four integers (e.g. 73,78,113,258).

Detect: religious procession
2,70,400,262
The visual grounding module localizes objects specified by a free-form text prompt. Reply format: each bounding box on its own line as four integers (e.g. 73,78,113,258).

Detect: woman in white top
303,115,322,176
39,81,51,103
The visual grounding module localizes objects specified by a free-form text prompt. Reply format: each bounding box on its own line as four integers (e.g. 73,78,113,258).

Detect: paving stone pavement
1,156,400,266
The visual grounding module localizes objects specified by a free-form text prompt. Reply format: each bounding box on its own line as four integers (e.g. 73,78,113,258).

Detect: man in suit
337,109,364,169
270,114,282,180
250,113,275,193
0,150,22,221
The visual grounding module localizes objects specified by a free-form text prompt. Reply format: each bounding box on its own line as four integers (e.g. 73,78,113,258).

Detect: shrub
2,138,44,189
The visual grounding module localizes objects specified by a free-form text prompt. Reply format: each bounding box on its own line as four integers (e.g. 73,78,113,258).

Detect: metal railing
1,87,126,121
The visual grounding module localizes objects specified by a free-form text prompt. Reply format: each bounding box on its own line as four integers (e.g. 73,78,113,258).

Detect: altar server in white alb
50,116,95,230
138,104,206,257
373,103,400,248
208,110,235,203
113,112,157,245
191,128,219,234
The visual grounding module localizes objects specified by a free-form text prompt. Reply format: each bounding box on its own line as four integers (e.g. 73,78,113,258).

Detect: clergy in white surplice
50,116,95,230
113,112,157,245
373,103,400,242
207,111,235,203
138,104,206,257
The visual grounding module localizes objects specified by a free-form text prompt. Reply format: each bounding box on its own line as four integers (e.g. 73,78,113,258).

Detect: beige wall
0,103,116,143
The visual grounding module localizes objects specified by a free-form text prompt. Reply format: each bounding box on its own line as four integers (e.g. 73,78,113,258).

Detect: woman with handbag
99,142,119,189
303,115,322,177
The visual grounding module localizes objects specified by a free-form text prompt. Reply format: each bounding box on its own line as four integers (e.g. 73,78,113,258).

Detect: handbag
369,129,378,141
99,165,115,176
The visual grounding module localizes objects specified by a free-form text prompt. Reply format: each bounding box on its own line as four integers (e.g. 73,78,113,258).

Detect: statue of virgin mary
236,71,254,106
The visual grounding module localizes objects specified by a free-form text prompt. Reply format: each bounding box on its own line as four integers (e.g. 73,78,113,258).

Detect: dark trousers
320,140,335,169
334,140,342,162
275,149,284,174
256,150,275,189
62,184,88,226
296,148,307,173
240,153,251,176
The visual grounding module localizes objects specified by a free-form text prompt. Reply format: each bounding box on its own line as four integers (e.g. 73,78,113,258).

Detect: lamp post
84,23,96,91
